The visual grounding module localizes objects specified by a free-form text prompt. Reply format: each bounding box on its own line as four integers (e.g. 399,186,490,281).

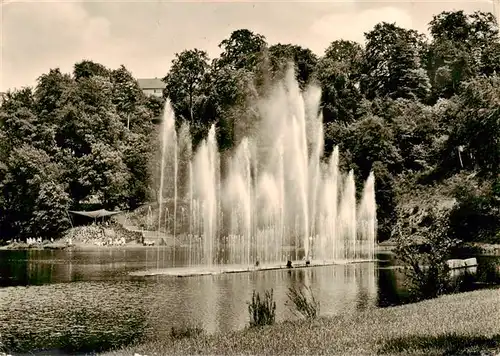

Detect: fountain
133,67,377,277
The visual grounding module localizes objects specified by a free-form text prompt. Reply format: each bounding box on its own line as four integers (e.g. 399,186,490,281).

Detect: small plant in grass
286,285,320,319
247,289,276,327
170,324,205,340
0,333,11,356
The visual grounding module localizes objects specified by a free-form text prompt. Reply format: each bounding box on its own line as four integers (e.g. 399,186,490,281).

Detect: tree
346,115,401,176
54,76,122,157
448,174,500,243
386,99,442,172
34,68,75,153
323,40,364,80
35,68,74,116
268,44,318,88
122,132,154,209
0,87,36,114
79,142,131,208
345,115,401,240
218,29,267,71
323,121,350,159
0,108,40,153
425,39,475,100
447,76,500,177
0,87,55,154
315,44,363,124
163,49,210,123
145,95,165,119
1,145,70,239
429,11,498,47
208,66,257,150
111,65,147,130
73,60,111,81
429,10,471,44
361,22,430,101
426,11,500,100
480,42,500,76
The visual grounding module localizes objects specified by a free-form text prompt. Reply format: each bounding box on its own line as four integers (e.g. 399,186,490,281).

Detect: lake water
0,247,485,354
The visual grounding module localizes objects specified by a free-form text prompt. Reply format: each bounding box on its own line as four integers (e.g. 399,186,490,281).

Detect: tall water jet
225,138,254,265
157,100,176,265
338,170,357,261
177,122,194,263
193,125,219,266
305,84,323,251
173,132,178,239
277,140,285,262
188,161,193,265
358,172,377,260
308,116,323,259
326,146,339,261
256,172,280,263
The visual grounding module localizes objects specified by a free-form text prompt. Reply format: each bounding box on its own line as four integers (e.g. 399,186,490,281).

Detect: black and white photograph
0,0,499,355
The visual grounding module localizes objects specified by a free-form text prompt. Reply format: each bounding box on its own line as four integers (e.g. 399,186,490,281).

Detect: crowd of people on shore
3,237,54,247
63,224,129,246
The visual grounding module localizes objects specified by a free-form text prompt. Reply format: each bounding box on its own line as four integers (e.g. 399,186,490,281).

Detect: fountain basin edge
129,259,376,278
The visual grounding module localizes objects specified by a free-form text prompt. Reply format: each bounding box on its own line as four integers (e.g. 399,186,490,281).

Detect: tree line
1,10,499,243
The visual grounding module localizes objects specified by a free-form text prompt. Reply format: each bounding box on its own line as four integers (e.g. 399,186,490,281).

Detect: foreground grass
103,288,500,356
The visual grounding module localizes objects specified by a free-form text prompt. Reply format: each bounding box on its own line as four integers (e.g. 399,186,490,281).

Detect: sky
0,0,495,92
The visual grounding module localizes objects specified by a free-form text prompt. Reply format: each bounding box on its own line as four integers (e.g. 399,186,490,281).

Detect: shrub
286,285,320,319
247,289,276,328
476,258,500,285
170,324,204,340
394,198,461,301
0,332,9,355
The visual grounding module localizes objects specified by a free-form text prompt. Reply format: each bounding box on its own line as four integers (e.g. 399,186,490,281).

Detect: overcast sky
0,0,495,92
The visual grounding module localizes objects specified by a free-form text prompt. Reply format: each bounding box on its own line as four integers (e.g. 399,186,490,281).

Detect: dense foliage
1,10,500,243
0,64,157,240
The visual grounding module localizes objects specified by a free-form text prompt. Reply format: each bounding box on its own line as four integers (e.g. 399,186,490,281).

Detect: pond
0,247,494,354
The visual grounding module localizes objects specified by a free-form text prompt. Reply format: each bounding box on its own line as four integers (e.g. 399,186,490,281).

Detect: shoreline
0,241,145,251
1,240,500,254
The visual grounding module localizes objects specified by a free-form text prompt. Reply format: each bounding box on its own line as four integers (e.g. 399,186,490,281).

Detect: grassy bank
103,288,500,356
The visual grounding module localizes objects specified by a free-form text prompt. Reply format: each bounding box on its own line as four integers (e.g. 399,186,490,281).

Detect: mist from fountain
155,67,377,269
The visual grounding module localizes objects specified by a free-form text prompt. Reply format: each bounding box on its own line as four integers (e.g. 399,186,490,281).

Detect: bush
448,175,500,243
170,325,204,340
476,258,500,285
397,243,455,301
286,285,320,319
247,289,276,328
394,198,461,301
0,332,9,355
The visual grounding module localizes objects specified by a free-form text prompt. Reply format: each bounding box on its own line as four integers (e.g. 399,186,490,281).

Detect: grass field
103,287,500,356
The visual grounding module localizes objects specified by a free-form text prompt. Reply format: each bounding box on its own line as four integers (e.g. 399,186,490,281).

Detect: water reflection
0,249,401,314
376,252,408,307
